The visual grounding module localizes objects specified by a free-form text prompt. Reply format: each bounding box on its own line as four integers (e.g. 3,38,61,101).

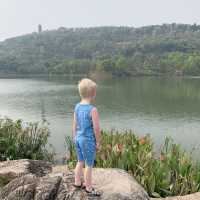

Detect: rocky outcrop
0,159,52,182
92,168,149,200
2,160,200,200
0,160,149,200
151,193,200,200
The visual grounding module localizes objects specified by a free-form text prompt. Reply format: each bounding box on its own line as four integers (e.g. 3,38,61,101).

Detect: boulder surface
0,160,150,200
0,159,52,181
2,160,200,200
151,192,200,200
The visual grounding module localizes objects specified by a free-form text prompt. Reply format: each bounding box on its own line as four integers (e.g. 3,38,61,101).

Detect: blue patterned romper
74,103,96,167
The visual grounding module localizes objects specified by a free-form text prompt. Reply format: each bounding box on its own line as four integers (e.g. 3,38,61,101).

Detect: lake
0,76,200,158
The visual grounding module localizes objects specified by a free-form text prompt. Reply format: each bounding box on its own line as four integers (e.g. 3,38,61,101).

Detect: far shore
0,72,200,79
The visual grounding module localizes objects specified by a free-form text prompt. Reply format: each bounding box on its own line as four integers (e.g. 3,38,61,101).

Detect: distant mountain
1,24,200,75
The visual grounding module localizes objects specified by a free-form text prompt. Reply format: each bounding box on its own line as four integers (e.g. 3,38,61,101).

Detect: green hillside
1,23,200,76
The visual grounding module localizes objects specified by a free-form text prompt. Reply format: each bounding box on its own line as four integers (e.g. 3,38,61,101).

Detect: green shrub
66,130,200,198
0,118,54,161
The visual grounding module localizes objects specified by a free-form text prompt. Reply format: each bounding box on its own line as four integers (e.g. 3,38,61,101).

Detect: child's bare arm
91,107,101,147
72,112,77,139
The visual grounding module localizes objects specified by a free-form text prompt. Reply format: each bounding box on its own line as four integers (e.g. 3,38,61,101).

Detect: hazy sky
0,0,199,41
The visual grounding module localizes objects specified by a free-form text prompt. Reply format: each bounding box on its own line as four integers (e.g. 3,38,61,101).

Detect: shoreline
0,73,200,79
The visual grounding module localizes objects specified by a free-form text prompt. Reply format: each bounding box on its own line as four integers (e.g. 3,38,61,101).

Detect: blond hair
78,78,97,99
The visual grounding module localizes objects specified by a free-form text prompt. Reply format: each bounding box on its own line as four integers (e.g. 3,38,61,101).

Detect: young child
73,78,101,196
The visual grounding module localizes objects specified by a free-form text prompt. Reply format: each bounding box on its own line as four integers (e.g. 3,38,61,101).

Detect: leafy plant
0,118,54,162
66,130,200,197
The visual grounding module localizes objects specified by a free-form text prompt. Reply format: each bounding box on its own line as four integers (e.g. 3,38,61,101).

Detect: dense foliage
1,24,200,76
66,130,200,198
0,118,54,161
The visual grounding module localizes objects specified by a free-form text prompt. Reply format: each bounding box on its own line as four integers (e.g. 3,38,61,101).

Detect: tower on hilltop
38,24,42,33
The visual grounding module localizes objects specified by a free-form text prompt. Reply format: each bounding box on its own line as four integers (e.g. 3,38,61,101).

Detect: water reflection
0,76,200,156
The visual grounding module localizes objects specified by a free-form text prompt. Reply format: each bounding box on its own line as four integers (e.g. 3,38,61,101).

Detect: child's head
78,78,97,101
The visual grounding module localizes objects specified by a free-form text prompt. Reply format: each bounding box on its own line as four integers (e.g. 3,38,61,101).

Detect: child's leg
83,141,95,190
84,165,101,196
74,138,84,186
75,161,84,185
79,138,96,189
84,166,92,190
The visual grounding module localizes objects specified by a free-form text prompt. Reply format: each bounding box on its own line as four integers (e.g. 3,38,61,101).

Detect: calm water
0,76,200,157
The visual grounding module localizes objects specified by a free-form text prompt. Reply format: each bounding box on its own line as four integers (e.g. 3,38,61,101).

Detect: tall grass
66,130,200,198
0,118,54,161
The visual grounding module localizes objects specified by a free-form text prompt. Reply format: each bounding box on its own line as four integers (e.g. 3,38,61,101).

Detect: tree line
0,23,200,76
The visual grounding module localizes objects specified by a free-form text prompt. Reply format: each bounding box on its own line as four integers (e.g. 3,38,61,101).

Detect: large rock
0,174,38,200
0,161,150,200
1,160,200,200
0,159,52,182
52,166,149,200
151,192,200,200
92,168,149,200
